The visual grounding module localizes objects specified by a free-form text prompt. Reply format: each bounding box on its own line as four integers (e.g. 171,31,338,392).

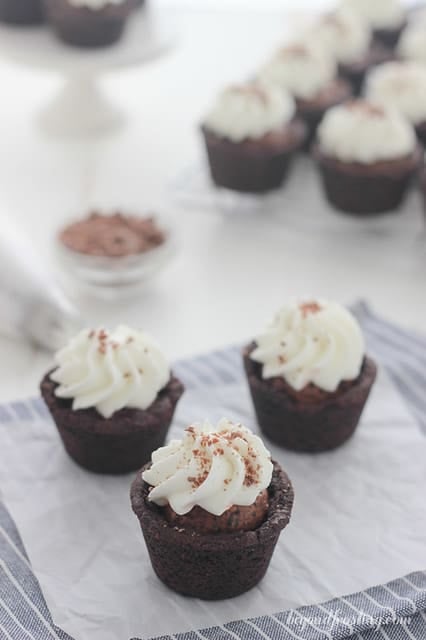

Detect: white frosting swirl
143,419,273,516
204,83,295,142
67,0,127,9
339,0,404,29
250,300,365,392
50,326,170,419
259,43,336,100
366,62,426,125
308,10,372,64
317,99,417,163
398,24,426,65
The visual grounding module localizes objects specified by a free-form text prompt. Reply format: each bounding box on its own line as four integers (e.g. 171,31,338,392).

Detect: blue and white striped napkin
0,302,425,640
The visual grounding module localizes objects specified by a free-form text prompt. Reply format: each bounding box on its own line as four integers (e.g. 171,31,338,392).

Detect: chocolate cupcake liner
0,0,43,25
43,0,133,48
130,461,294,600
202,121,306,194
243,348,377,453
40,373,184,474
313,146,423,215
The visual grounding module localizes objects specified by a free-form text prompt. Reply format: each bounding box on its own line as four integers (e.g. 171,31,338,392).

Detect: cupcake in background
40,326,184,474
339,0,405,49
398,22,426,66
259,43,352,148
313,99,422,214
0,0,43,24
366,62,426,146
307,9,391,95
243,300,377,452
131,418,294,599
201,83,306,194
43,0,134,48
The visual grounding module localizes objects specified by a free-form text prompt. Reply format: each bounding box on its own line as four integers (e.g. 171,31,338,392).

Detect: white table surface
0,1,424,404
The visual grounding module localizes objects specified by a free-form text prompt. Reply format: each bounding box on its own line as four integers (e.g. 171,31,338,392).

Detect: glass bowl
55,215,176,297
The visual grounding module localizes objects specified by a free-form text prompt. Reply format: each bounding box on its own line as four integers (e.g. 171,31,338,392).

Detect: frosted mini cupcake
308,9,390,94
201,83,306,193
40,326,184,474
314,99,422,214
339,0,405,49
131,419,294,599
243,300,377,452
259,43,352,147
366,62,426,146
43,0,134,47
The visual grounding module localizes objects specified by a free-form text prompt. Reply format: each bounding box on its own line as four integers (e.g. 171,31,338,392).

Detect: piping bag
0,217,82,351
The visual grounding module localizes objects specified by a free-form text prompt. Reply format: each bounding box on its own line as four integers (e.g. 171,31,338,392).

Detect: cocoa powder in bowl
59,212,166,258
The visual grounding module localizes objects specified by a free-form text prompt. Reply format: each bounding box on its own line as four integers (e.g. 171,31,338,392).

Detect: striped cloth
0,303,425,640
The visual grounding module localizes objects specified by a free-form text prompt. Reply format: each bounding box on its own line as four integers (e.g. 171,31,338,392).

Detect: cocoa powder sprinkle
59,211,166,258
183,427,264,489
281,44,308,58
300,301,322,317
347,100,385,118
229,84,269,105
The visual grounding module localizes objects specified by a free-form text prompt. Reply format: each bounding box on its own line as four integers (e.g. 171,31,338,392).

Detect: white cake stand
0,7,176,136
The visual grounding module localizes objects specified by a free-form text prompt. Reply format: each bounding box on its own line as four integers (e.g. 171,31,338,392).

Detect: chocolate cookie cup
244,345,377,453
41,372,183,474
314,99,423,214
0,0,43,24
245,300,377,453
43,0,134,48
202,119,306,193
202,83,306,194
131,459,293,600
314,145,423,215
40,326,184,474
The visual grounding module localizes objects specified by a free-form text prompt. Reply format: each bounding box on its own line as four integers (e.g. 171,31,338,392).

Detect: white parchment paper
1,367,425,640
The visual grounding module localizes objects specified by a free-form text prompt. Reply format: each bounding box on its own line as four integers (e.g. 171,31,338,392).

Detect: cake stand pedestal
0,7,176,137
39,76,125,136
